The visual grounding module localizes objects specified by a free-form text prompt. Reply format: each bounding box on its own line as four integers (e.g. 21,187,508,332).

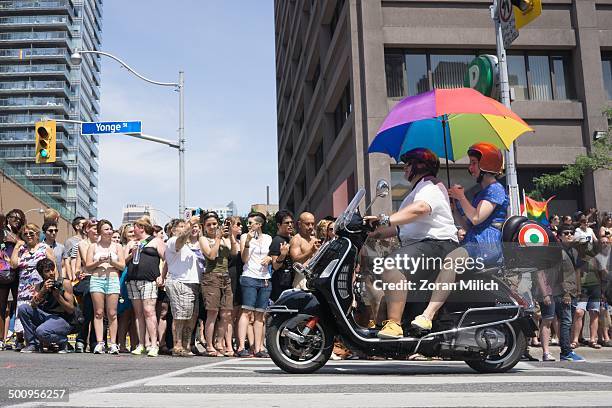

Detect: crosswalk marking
10,358,612,408
145,374,612,386
26,391,612,408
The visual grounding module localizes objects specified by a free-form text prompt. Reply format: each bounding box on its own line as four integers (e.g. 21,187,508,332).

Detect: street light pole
178,71,185,217
70,50,186,216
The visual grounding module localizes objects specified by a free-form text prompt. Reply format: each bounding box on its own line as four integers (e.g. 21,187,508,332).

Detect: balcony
0,131,69,146
0,31,73,46
0,113,67,127
37,184,67,198
0,48,71,64
0,1,75,17
0,15,71,29
23,166,68,180
0,80,73,96
0,97,72,113
0,64,71,80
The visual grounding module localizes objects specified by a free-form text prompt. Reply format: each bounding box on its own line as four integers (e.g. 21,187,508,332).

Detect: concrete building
1,170,73,242
0,0,103,219
251,203,280,215
203,202,238,220
121,203,165,226
274,0,611,219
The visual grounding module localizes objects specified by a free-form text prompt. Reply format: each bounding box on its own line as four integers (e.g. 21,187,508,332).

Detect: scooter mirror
375,179,390,198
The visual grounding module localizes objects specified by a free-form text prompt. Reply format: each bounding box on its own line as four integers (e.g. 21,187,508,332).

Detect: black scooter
266,181,546,374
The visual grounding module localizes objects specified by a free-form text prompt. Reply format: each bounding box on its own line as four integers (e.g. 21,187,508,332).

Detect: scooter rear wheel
267,313,334,374
465,322,527,373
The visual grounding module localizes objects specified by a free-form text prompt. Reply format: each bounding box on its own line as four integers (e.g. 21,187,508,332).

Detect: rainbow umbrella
368,88,533,184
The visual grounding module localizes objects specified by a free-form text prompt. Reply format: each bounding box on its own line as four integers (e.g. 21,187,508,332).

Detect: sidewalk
528,345,612,362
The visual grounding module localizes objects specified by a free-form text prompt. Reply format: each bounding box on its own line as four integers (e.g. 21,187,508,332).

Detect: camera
52,280,63,290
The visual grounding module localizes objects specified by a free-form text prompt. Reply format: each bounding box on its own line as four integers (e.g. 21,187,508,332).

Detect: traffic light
511,0,533,12
34,120,56,164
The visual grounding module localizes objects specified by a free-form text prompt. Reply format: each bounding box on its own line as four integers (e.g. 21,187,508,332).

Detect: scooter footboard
267,289,324,317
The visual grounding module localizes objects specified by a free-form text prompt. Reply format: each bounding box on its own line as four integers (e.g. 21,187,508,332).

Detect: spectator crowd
0,205,610,362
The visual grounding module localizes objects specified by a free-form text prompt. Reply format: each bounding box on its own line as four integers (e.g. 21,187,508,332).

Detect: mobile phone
224,219,231,227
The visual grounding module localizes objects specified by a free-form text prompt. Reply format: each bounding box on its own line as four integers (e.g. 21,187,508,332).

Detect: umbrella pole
442,117,451,187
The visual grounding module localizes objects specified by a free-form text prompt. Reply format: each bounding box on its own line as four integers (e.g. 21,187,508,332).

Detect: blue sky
97,0,278,226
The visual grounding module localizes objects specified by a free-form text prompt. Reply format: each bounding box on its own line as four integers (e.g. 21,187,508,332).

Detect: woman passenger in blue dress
448,142,509,267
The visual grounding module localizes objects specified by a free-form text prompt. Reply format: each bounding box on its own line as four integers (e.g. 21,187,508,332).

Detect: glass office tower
0,0,103,218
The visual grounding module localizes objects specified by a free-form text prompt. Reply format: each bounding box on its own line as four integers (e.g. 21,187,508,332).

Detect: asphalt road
2,346,612,407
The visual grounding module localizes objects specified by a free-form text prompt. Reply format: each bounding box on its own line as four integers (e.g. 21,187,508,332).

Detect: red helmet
468,142,504,174
400,148,440,181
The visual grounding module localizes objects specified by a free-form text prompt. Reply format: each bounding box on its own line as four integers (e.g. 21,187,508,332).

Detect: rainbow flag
523,194,555,225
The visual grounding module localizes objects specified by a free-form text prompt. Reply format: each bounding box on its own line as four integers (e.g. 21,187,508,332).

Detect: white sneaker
108,343,120,355
93,342,106,354
147,345,159,357
131,344,146,356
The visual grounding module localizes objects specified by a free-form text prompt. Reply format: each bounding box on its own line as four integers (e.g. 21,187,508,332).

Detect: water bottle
132,243,141,265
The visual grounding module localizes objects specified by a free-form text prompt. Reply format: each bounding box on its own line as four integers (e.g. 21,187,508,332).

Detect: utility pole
492,0,520,216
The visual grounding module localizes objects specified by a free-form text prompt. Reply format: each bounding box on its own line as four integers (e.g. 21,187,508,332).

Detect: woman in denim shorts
85,220,125,355
236,212,272,358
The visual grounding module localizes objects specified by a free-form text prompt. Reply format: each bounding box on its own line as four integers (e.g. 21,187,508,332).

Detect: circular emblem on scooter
518,224,549,246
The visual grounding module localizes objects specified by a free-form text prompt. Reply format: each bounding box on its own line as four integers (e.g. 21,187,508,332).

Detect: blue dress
462,182,509,266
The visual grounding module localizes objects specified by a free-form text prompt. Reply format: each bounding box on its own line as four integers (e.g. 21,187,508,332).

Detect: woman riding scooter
366,148,459,339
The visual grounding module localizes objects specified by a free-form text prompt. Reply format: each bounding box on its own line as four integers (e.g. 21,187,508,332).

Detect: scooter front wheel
267,313,334,374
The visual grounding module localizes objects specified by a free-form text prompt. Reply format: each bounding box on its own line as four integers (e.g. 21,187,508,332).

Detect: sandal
204,348,220,357
587,341,602,349
570,342,579,349
600,340,612,347
222,349,234,357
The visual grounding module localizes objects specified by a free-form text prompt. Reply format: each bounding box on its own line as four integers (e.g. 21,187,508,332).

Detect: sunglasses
561,231,573,236
281,221,293,225
248,221,260,225
46,229,58,233
24,231,37,237
8,214,22,221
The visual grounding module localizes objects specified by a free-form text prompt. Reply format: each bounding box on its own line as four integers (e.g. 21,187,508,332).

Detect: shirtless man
289,212,321,289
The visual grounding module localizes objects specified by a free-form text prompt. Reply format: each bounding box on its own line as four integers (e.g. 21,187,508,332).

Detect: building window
329,0,345,39
312,62,321,90
314,141,324,172
298,177,307,202
333,83,352,137
385,49,574,101
430,54,475,89
405,54,429,97
603,53,612,100
527,55,552,101
385,54,404,97
507,55,528,100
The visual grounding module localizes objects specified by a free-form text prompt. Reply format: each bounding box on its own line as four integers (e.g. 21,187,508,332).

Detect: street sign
464,55,499,99
514,0,542,29
499,0,519,49
81,121,142,135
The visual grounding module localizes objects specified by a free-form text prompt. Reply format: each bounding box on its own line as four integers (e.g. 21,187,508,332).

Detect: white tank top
242,234,272,279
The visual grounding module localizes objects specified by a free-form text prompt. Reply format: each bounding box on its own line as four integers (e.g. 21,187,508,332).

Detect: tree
528,108,612,200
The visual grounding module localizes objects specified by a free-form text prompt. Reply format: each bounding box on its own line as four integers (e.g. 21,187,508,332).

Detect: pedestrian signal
35,120,57,164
